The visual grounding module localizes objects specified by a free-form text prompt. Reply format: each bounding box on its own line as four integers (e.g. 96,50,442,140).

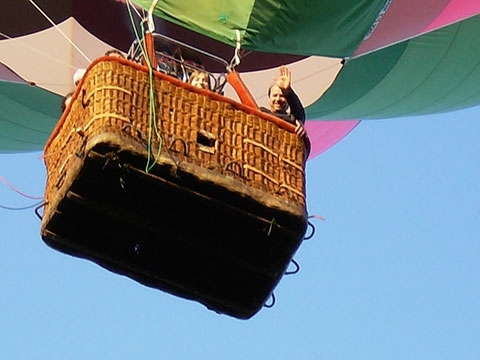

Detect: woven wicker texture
44,59,308,214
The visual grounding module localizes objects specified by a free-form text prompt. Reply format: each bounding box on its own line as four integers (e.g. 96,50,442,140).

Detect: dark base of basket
41,143,307,319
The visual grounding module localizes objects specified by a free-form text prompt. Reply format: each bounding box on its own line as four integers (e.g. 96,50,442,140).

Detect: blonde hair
188,70,210,89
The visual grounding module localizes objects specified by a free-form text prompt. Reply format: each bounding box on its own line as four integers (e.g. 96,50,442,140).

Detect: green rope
126,1,163,173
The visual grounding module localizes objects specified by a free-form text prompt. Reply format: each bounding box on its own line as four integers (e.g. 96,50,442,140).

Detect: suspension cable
28,0,91,63
228,29,242,71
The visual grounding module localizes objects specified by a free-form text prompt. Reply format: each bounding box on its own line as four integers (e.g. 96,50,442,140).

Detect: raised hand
273,65,291,91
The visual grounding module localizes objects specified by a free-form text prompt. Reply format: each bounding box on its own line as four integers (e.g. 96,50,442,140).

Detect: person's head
73,68,86,86
189,70,210,90
61,91,74,112
268,84,288,113
104,49,125,59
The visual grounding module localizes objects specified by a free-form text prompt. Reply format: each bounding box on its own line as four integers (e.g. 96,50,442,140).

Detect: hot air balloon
1,0,480,319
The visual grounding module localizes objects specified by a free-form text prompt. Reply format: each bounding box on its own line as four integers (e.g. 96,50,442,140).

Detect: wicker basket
41,57,310,319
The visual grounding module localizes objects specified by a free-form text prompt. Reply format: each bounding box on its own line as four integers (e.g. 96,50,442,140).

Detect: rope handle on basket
168,138,188,156
225,161,248,180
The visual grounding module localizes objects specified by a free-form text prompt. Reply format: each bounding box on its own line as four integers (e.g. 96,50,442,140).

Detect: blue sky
1,106,479,359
